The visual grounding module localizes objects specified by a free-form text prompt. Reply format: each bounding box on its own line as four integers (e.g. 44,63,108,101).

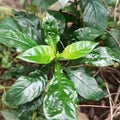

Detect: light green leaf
80,0,108,31
17,45,55,64
71,27,103,41
1,109,20,120
59,41,98,60
58,0,69,8
0,30,37,53
42,12,60,48
81,47,120,66
3,70,47,106
65,67,103,100
43,63,78,120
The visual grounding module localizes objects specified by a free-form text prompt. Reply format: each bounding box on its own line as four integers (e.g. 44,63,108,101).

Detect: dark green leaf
43,63,78,120
65,67,103,100
1,109,20,120
80,0,108,31
18,94,44,120
30,0,57,10
59,41,98,60
102,29,120,54
3,70,47,106
71,27,103,41
0,18,20,31
42,12,60,48
47,10,66,35
13,11,44,44
17,45,55,64
0,30,37,53
81,47,120,66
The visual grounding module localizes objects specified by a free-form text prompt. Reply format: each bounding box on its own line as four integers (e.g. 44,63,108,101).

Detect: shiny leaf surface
3,70,47,106
102,29,120,54
42,12,60,48
58,0,69,8
1,109,20,120
80,0,108,30
66,68,103,100
30,0,57,10
71,27,103,41
60,41,98,60
81,47,120,66
17,45,55,64
0,30,37,53
18,95,44,120
47,10,66,35
43,63,78,120
13,11,44,44
0,18,20,31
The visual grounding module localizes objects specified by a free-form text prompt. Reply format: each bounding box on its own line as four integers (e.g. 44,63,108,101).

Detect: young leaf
81,47,120,66
43,63,78,120
0,30,37,53
3,70,47,106
71,27,103,41
17,45,55,64
80,0,108,31
65,67,103,100
1,109,20,120
59,41,98,60
42,12,60,48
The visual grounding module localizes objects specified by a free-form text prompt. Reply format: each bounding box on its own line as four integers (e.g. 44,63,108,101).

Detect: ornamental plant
0,0,120,120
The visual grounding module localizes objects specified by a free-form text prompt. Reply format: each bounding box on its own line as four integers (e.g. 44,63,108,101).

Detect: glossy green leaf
3,70,47,106
13,11,44,44
102,29,120,54
65,67,103,100
47,10,66,35
81,47,120,66
80,0,108,31
0,18,20,31
58,0,69,8
59,41,98,60
1,109,20,120
30,0,57,10
18,94,44,120
0,30,37,53
43,63,78,120
42,12,60,48
17,45,55,64
71,27,103,41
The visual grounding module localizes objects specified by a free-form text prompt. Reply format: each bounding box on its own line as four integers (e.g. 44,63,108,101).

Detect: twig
79,104,110,108
59,40,65,49
106,30,120,48
114,0,120,20
92,68,101,77
101,72,113,120
114,85,120,105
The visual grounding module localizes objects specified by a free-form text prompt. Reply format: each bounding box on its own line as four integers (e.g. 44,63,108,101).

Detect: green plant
0,0,120,120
